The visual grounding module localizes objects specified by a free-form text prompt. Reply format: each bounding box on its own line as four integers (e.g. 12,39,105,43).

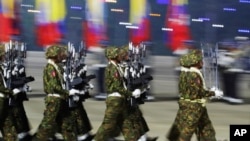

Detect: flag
165,0,191,53
35,0,66,47
0,0,15,42
129,0,151,45
83,0,107,51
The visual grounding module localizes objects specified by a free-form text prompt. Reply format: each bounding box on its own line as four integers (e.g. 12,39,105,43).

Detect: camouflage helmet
180,49,202,67
105,46,119,59
119,45,129,57
0,44,5,57
45,45,62,59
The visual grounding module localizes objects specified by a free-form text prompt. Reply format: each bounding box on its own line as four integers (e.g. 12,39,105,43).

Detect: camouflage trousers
33,96,77,141
10,101,31,134
69,102,92,135
0,98,17,141
167,101,216,141
94,96,139,141
127,105,150,137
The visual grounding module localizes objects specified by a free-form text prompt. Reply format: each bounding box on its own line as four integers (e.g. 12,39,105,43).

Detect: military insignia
51,71,56,77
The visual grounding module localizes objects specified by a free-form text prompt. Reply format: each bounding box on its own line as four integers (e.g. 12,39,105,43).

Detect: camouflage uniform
33,45,77,141
0,44,17,141
167,49,217,141
119,46,150,137
94,47,139,141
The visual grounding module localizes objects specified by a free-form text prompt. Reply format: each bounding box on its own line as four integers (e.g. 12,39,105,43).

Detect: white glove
69,89,80,95
72,95,80,102
13,88,21,95
132,89,141,98
19,67,25,74
86,83,94,89
79,90,85,95
124,67,129,78
214,89,224,98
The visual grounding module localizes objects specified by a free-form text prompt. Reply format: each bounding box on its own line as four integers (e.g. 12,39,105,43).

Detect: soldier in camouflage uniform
94,47,141,141
59,45,95,141
167,49,223,141
0,43,18,141
119,46,158,141
32,45,77,141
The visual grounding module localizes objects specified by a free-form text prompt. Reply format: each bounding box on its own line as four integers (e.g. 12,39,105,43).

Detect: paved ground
1,51,250,141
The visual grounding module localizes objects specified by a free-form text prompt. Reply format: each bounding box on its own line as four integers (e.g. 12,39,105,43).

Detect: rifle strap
0,71,7,88
48,59,65,89
109,61,127,90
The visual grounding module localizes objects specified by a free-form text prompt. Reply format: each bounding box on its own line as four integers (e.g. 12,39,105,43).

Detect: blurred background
1,0,250,55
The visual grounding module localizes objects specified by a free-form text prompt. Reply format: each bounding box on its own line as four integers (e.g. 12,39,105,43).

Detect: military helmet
105,47,119,59
0,44,5,57
119,45,129,57
180,49,203,67
45,45,62,59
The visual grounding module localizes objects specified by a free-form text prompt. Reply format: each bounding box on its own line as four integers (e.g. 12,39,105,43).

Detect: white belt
0,93,4,98
47,94,61,97
108,92,121,97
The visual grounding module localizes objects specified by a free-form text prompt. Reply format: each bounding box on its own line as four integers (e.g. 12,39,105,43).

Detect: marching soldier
119,45,158,141
167,49,224,141
0,43,17,140
94,47,141,141
32,45,77,141
60,45,95,141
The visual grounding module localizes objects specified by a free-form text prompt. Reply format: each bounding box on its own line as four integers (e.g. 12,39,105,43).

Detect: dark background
19,0,250,55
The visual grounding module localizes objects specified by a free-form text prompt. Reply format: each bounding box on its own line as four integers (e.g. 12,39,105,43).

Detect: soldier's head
105,46,120,61
45,45,65,63
119,45,129,61
180,49,203,68
0,44,5,61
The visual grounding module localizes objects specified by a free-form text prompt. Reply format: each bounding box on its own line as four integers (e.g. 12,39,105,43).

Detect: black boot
19,134,33,141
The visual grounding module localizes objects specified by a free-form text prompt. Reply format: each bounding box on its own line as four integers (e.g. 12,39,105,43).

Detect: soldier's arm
190,72,215,98
105,65,132,96
43,64,68,97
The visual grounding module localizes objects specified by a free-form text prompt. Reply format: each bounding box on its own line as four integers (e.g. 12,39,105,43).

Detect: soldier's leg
12,102,32,140
33,97,61,141
94,97,125,141
75,103,94,141
2,109,17,141
196,108,216,141
59,101,77,141
178,104,202,141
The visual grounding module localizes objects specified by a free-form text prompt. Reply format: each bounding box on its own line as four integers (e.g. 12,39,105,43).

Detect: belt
47,94,61,97
0,93,4,98
108,92,121,97
180,97,207,107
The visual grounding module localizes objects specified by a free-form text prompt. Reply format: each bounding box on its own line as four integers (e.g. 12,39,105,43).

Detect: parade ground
2,51,250,141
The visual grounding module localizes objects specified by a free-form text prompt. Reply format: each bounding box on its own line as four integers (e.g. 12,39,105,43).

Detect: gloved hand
79,90,85,95
69,89,80,95
210,86,224,99
86,83,94,89
214,89,224,98
13,88,21,95
72,95,80,102
132,89,141,98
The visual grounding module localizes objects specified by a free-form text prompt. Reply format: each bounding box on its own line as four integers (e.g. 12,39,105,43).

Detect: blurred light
70,17,82,20
149,13,161,17
111,9,124,12
157,0,169,4
21,4,34,8
27,9,40,13
199,18,210,21
105,0,117,3
238,29,250,33
119,22,132,25
191,18,203,22
126,26,139,29
223,8,236,11
239,0,250,3
212,24,224,28
70,6,82,10
162,28,173,31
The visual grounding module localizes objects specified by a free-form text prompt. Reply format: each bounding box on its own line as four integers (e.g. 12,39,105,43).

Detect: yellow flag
129,0,146,25
1,0,15,18
50,0,66,22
